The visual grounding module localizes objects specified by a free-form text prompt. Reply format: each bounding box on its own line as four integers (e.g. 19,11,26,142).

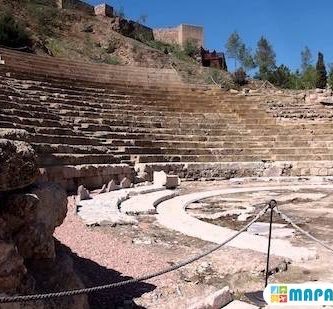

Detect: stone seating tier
2,48,333,190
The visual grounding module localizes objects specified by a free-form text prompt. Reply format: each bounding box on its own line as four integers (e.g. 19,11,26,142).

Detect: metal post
245,199,277,306
265,199,277,287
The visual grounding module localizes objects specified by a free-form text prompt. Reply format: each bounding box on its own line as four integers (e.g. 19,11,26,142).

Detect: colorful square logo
271,295,280,303
279,294,288,303
271,286,279,294
270,285,288,303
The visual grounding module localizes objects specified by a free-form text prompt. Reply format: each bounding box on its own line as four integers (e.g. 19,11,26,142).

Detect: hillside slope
0,0,233,85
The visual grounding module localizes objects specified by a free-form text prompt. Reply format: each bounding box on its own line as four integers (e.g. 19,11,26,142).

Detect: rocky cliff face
0,139,88,309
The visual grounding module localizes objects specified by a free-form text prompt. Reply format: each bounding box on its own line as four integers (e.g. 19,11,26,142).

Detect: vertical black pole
265,199,277,287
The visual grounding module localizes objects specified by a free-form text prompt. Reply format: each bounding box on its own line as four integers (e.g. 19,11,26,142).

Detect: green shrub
105,55,120,65
232,67,247,86
328,64,333,90
0,12,31,48
183,39,199,57
316,52,327,89
25,2,60,37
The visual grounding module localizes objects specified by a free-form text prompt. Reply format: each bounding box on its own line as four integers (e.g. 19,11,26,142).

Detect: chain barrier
273,207,333,253
0,203,271,303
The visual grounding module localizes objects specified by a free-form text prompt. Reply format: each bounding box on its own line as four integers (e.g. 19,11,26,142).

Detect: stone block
0,139,38,191
223,300,258,308
3,182,67,259
107,179,118,192
229,89,239,94
262,165,282,177
189,286,233,309
0,240,26,293
77,185,90,201
120,177,131,188
94,3,113,17
153,171,167,186
98,184,107,194
165,175,179,189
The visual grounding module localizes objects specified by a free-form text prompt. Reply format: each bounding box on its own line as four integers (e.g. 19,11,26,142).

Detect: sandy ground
54,180,333,308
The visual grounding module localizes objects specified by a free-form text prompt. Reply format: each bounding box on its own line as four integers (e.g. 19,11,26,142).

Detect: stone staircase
1,48,333,189
264,93,333,121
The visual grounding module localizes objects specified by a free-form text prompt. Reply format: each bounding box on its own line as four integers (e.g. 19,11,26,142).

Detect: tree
328,63,333,89
0,12,30,48
238,43,256,72
254,36,276,80
232,67,247,86
184,39,198,57
301,46,312,72
315,52,327,89
225,31,242,70
301,66,317,89
268,64,293,88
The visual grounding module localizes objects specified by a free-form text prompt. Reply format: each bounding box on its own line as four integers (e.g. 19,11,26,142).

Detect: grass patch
104,55,120,65
24,0,62,37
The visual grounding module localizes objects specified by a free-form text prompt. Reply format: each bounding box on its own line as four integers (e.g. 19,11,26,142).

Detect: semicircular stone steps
156,183,333,261
120,190,177,215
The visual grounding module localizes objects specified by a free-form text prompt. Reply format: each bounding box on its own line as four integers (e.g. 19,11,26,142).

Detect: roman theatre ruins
1,48,333,308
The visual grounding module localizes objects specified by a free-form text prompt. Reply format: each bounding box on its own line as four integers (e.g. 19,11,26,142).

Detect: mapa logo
269,285,288,303
264,283,333,305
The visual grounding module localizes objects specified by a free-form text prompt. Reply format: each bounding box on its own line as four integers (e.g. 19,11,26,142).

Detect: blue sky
88,0,333,72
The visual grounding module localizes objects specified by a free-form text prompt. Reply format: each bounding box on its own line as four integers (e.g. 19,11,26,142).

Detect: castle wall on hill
179,24,204,48
94,3,114,17
57,0,94,14
153,24,204,48
153,27,180,46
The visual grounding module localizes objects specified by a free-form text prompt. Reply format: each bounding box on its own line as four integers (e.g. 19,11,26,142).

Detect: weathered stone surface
224,300,258,308
319,97,333,105
98,184,107,194
157,185,319,261
77,190,138,226
247,222,295,238
0,241,26,293
189,286,233,309
165,175,179,189
77,185,90,201
2,182,67,259
153,171,167,186
0,128,29,140
0,177,87,309
120,190,176,215
120,177,131,188
0,139,38,191
38,164,135,192
107,179,118,192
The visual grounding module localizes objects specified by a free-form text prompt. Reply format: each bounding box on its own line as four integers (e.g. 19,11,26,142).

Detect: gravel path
54,197,185,308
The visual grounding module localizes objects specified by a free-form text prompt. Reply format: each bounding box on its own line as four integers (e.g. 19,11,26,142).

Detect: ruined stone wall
153,27,180,46
153,24,204,48
0,139,88,308
57,0,94,14
94,3,113,17
179,24,204,48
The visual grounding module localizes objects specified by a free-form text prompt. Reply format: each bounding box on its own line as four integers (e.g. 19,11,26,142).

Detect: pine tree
238,43,256,73
301,46,312,73
254,36,276,80
225,31,242,70
315,52,327,89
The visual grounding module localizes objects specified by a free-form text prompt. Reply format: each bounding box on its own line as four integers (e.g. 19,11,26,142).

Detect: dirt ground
55,179,333,308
